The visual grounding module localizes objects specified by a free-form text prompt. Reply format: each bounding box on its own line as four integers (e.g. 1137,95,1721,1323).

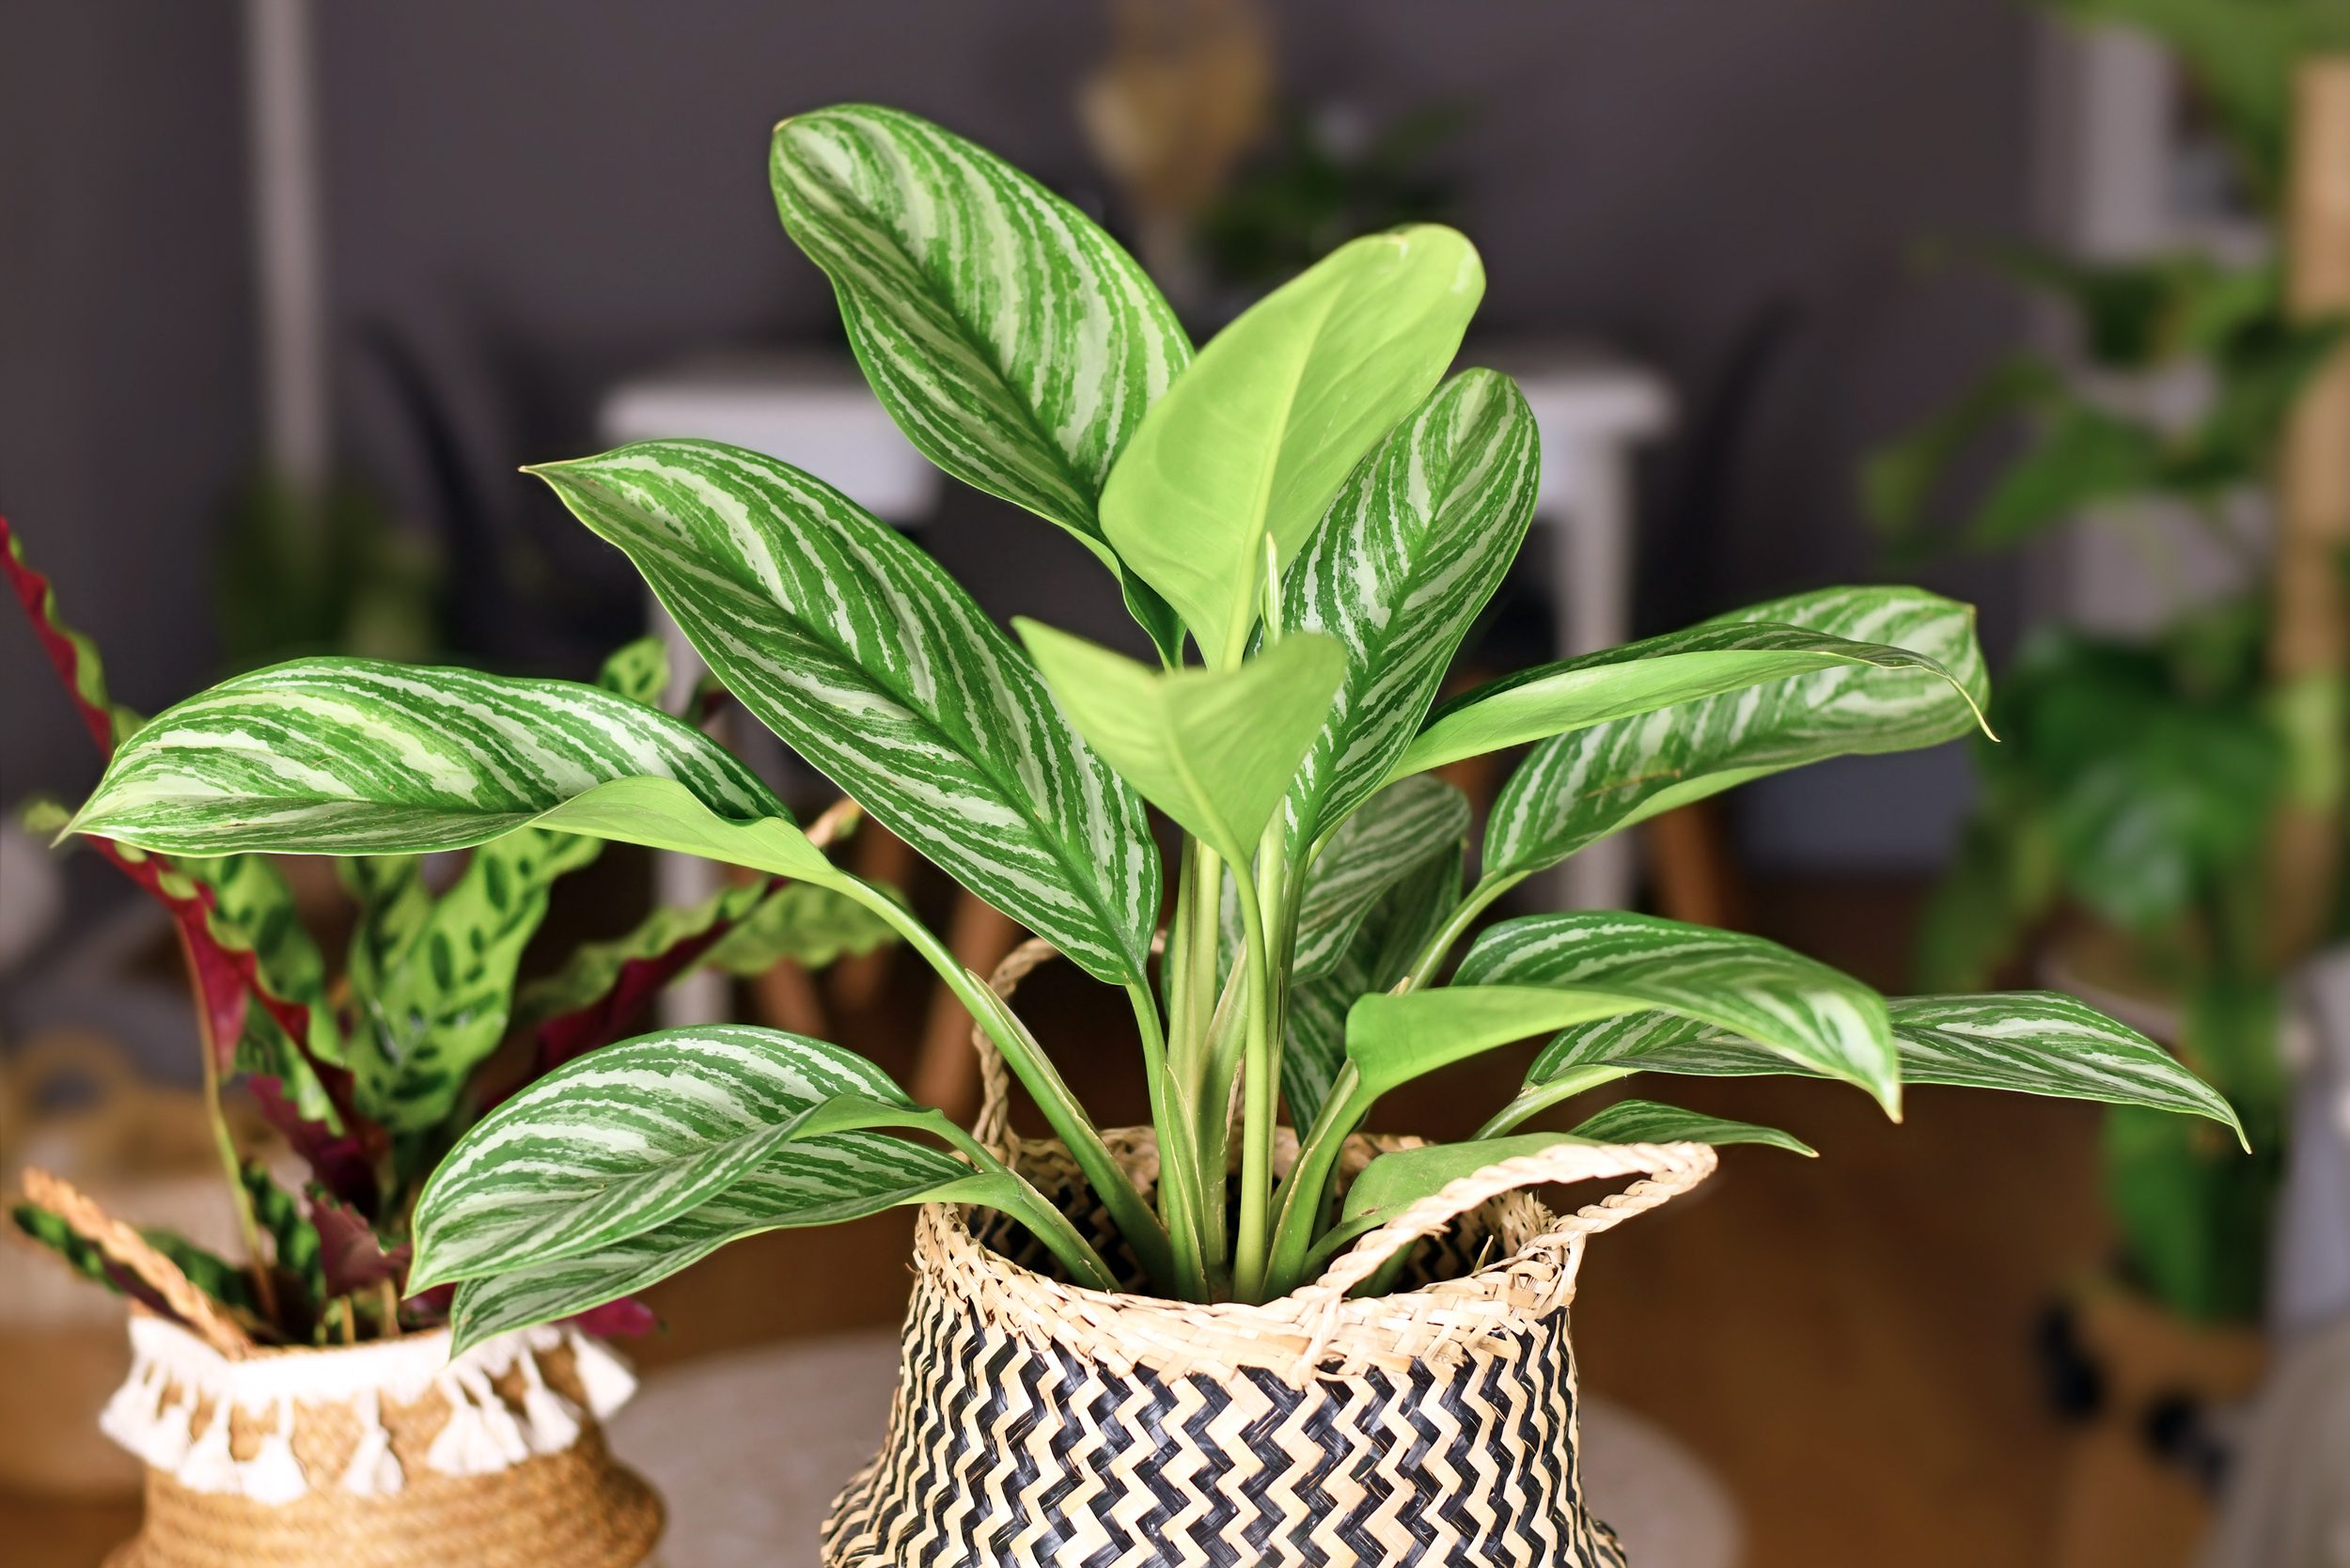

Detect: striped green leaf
1398,619,1987,781
1456,913,1900,1111
412,1026,955,1287
447,1134,992,1353
532,441,1160,985
771,103,1191,658
1564,1100,1814,1156
1285,842,1461,1134
1280,369,1539,848
1103,226,1484,666
1483,588,1991,882
1291,776,1467,981
1017,619,1345,869
1501,991,2242,1143
69,658,782,857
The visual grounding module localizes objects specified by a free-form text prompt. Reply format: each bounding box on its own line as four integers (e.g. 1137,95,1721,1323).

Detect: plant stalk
1403,871,1523,990
1230,870,1277,1300
1129,980,1210,1300
179,926,279,1325
836,875,1178,1291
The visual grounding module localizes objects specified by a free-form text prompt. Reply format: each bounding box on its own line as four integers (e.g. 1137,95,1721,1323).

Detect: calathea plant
62,105,2242,1349
5,517,892,1343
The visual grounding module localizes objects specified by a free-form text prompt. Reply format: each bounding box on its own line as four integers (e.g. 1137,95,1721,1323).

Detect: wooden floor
3,877,2118,1567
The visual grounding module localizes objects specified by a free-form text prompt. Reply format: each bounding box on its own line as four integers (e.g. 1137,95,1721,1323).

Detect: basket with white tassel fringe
100,1311,663,1568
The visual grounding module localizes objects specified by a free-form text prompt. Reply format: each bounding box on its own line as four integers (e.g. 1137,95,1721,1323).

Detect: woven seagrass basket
821,941,1716,1568
99,1313,664,1568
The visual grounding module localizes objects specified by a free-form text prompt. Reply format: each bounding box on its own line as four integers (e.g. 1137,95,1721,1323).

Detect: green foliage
60,104,2238,1326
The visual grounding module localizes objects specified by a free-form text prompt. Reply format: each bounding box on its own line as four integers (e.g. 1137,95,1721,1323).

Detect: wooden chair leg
830,823,918,1011
1644,799,1747,932
910,894,1023,1121
750,960,829,1039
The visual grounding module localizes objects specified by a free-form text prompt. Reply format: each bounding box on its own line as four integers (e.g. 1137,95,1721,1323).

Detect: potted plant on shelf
54,104,2242,1568
1864,7,2350,1561
3,519,892,1567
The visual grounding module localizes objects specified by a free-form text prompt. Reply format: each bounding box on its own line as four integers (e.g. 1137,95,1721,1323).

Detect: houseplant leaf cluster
5,519,894,1343
62,104,2240,1345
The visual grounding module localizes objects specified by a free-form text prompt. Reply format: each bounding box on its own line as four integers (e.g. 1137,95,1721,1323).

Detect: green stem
1230,870,1277,1301
933,1124,1121,1294
1403,871,1523,991
835,875,1177,1293
1263,1065,1372,1296
1130,981,1210,1300
179,926,279,1325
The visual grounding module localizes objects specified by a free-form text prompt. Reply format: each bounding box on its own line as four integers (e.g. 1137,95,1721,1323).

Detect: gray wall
3,0,2037,867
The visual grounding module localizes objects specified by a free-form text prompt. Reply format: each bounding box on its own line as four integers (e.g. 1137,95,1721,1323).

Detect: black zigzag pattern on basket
822,1278,1629,1568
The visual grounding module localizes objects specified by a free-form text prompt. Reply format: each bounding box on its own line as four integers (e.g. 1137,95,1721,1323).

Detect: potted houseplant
54,104,2243,1567
1865,6,2350,1560
3,519,891,1566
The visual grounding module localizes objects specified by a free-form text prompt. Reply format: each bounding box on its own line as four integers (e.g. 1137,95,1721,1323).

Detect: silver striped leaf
1290,776,1469,981
1565,1099,1813,1155
411,1026,947,1288
533,440,1160,985
1284,842,1462,1134
1517,991,2242,1141
1280,369,1539,851
447,1134,993,1353
1483,588,1991,882
69,658,783,857
771,104,1190,658
1400,617,1984,781
1456,912,1899,1110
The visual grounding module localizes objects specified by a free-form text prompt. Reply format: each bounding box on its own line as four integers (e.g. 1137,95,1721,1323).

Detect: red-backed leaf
1,513,124,753
255,1080,379,1215
532,910,756,1076
564,1297,659,1340
309,1192,409,1297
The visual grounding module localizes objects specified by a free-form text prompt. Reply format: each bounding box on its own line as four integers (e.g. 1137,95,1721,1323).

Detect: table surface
611,1328,1740,1568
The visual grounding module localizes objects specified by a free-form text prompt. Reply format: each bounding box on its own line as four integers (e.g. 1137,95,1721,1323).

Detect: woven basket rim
916,1125,1705,1383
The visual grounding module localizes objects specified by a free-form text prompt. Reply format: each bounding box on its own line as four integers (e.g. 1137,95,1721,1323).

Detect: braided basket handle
969,937,1056,1156
1296,1139,1718,1303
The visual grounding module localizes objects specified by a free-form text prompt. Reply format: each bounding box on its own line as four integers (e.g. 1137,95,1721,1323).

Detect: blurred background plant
1866,0,2350,1333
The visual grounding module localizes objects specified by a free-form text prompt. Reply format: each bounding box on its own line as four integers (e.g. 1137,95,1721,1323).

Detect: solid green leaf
1290,776,1468,980
70,658,784,857
1102,225,1484,665
446,1134,994,1353
771,103,1192,658
1400,618,1987,781
532,440,1161,985
1304,1130,1597,1274
1279,368,1539,846
1016,619,1347,869
1564,1100,1814,1156
1514,991,2243,1144
1457,912,1899,1112
412,1025,956,1287
1484,587,1990,883
1343,987,1654,1104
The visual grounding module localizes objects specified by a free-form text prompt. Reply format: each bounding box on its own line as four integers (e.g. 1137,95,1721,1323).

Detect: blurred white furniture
612,1328,1740,1568
597,344,1671,918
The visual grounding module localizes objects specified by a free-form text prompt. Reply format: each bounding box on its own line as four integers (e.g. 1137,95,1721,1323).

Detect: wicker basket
822,943,1715,1568
99,1313,665,1568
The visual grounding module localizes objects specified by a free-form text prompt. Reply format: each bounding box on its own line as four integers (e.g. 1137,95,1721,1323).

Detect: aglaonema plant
60,106,2242,1348
5,517,893,1343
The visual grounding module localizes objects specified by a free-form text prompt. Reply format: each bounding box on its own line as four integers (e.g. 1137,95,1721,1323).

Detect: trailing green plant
58,105,2241,1352
1862,1,2350,1322
4,517,893,1344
